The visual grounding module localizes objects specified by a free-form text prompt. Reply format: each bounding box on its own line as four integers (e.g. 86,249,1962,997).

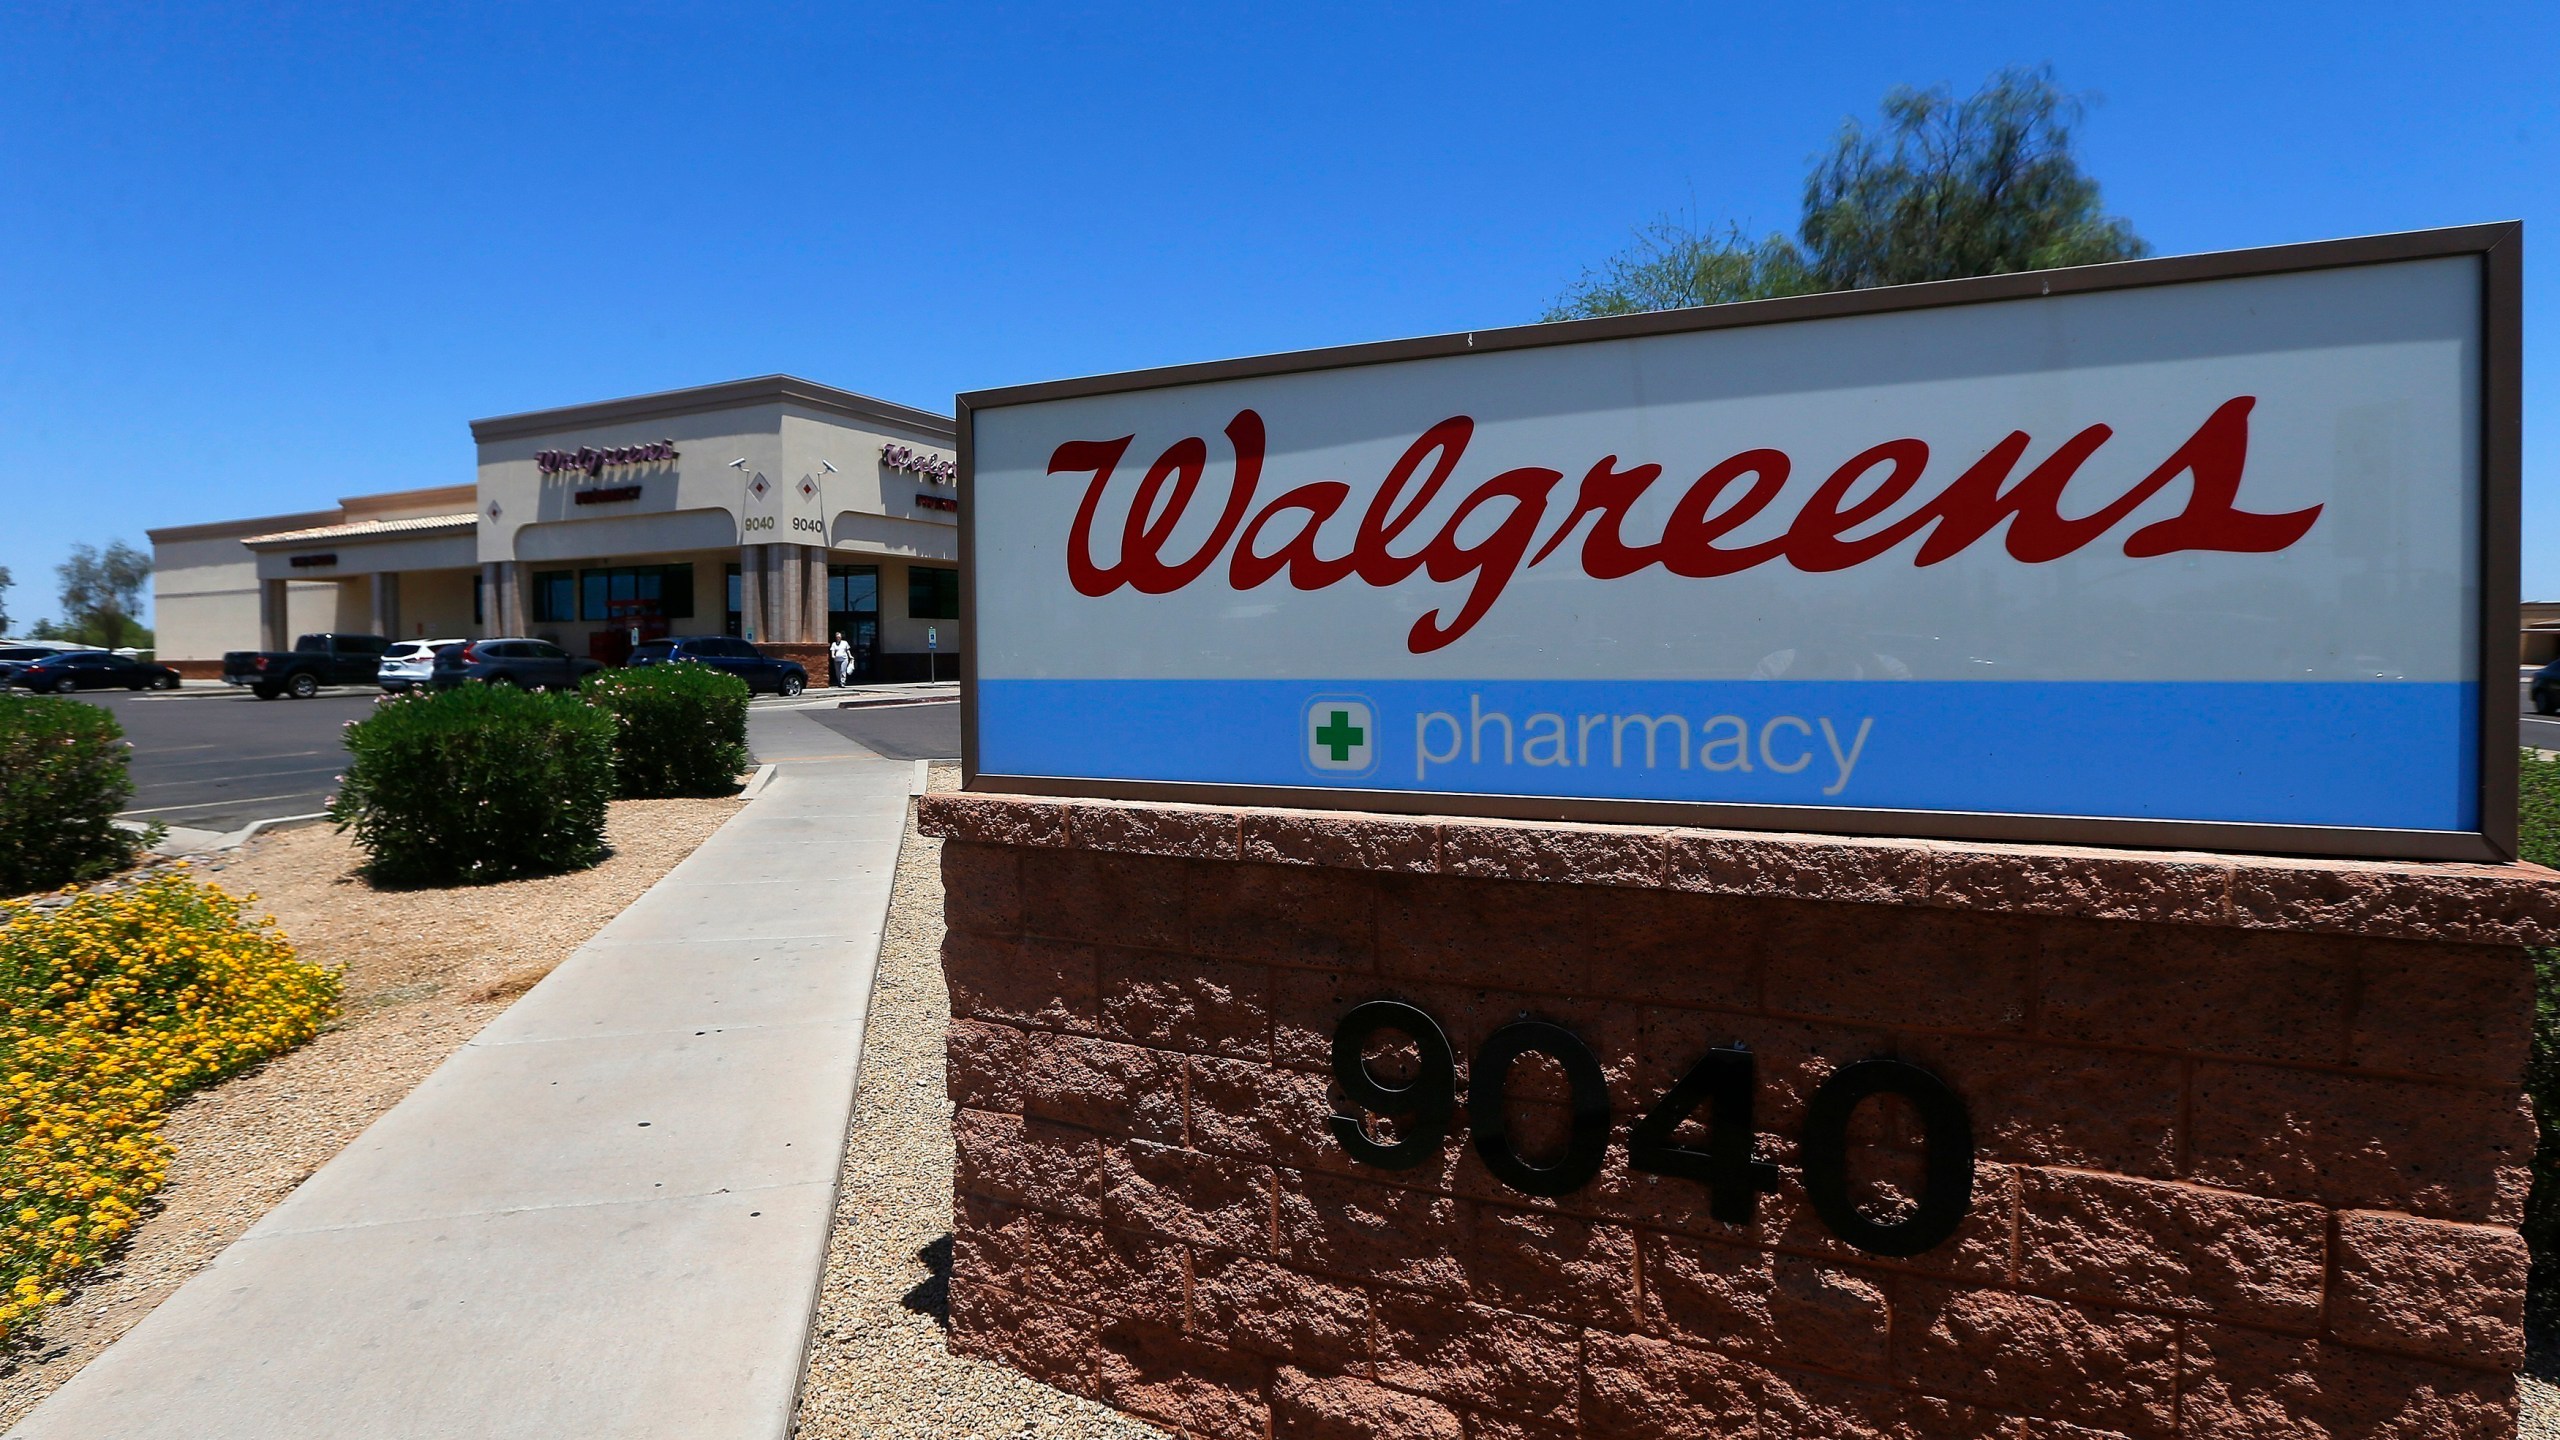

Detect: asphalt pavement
2524,673,2560,752
58,683,958,835
797,699,958,761
74,686,374,834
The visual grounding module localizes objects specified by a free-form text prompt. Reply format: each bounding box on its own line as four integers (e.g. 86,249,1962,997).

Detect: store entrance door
826,565,880,684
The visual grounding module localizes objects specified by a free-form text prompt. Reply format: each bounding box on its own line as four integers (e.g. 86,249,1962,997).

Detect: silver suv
378,639,467,693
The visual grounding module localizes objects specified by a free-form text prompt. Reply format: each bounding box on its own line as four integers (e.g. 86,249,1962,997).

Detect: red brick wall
762,641,827,678
920,795,2560,1440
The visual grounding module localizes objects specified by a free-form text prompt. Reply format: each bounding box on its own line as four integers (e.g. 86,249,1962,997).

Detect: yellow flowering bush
0,871,339,1335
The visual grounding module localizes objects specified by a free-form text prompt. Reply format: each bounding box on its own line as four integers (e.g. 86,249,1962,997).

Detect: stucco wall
153,529,277,661
400,569,479,642
474,409,776,565
154,581,261,663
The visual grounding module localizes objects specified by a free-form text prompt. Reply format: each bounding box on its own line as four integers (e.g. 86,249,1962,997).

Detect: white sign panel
961,230,2517,859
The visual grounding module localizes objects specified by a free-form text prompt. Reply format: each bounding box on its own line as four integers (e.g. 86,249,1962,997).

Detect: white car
379,638,468,693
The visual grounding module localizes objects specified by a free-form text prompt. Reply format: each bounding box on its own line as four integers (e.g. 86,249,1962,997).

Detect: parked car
2534,659,2560,716
428,638,603,691
0,645,67,686
11,650,182,693
222,633,390,700
624,636,807,696
378,638,468,693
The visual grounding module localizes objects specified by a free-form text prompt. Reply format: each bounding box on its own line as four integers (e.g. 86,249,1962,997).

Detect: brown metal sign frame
955,223,2524,862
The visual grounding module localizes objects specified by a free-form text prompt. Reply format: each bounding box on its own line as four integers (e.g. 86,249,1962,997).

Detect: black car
625,636,807,696
428,638,603,692
0,646,65,685
13,651,182,694
2534,660,2560,716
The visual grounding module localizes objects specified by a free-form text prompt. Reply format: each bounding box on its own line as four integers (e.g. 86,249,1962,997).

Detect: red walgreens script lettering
1047,396,2319,655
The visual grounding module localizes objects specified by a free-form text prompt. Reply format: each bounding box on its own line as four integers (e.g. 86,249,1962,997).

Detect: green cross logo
1315,710,1365,761
1304,697,1376,775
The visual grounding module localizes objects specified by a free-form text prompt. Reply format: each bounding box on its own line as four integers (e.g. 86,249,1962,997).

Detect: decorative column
497,561,526,637
738,544,765,642
370,573,400,640
773,543,793,638
804,544,829,645
763,544,784,642
259,578,288,651
778,543,803,645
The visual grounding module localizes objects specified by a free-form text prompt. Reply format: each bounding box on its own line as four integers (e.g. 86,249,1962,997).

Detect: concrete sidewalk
11,731,911,1439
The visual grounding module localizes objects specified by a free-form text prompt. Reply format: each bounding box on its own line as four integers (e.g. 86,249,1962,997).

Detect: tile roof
242,513,479,546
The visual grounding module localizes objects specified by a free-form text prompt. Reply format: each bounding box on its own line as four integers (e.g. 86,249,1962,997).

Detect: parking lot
56,683,960,837
2523,672,2560,752
75,686,375,835
803,700,958,761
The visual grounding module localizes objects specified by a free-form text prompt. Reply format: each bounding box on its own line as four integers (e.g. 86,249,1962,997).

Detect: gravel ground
2524,1375,2557,1439
0,796,741,1427
791,764,1157,1440
2525,1333,2560,1439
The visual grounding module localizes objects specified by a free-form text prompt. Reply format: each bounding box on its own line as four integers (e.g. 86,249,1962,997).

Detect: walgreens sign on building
959,226,2518,860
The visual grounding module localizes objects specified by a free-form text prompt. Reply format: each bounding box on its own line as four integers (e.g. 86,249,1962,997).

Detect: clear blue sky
2,1,2555,625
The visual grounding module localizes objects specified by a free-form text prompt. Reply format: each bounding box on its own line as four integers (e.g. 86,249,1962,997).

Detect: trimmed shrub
0,695,156,895
0,872,339,1334
583,663,752,798
2525,750,2560,1333
329,685,615,886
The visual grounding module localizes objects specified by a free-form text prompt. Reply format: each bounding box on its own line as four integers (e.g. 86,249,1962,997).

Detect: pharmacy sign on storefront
957,225,2519,859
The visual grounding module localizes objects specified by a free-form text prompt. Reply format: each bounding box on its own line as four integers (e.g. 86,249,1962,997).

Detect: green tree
1546,66,2146,320
0,565,12,635
53,541,153,650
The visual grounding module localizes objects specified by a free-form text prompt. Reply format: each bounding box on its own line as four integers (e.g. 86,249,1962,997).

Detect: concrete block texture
930,794,2551,1439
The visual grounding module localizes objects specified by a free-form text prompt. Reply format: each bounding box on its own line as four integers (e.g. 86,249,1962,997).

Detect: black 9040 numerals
1327,1004,1975,1257
1800,1057,1975,1257
1327,1001,1456,1170
1627,1046,1784,1225
1471,1021,1613,1197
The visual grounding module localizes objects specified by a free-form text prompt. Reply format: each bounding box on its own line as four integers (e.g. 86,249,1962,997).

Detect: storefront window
828,568,877,617
829,565,879,682
531,570,576,623
908,566,959,620
577,563,694,621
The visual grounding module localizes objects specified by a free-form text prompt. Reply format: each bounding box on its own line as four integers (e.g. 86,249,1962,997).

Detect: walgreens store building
150,376,960,681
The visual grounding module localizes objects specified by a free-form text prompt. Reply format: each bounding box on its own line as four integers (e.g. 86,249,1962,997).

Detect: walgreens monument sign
960,228,2517,859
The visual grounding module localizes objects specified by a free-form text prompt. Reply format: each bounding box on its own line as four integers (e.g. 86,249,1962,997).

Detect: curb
737,763,780,801
229,811,333,846
835,696,958,711
122,810,333,858
132,686,380,702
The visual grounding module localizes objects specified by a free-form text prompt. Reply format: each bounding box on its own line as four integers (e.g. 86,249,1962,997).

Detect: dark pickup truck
222,633,390,699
